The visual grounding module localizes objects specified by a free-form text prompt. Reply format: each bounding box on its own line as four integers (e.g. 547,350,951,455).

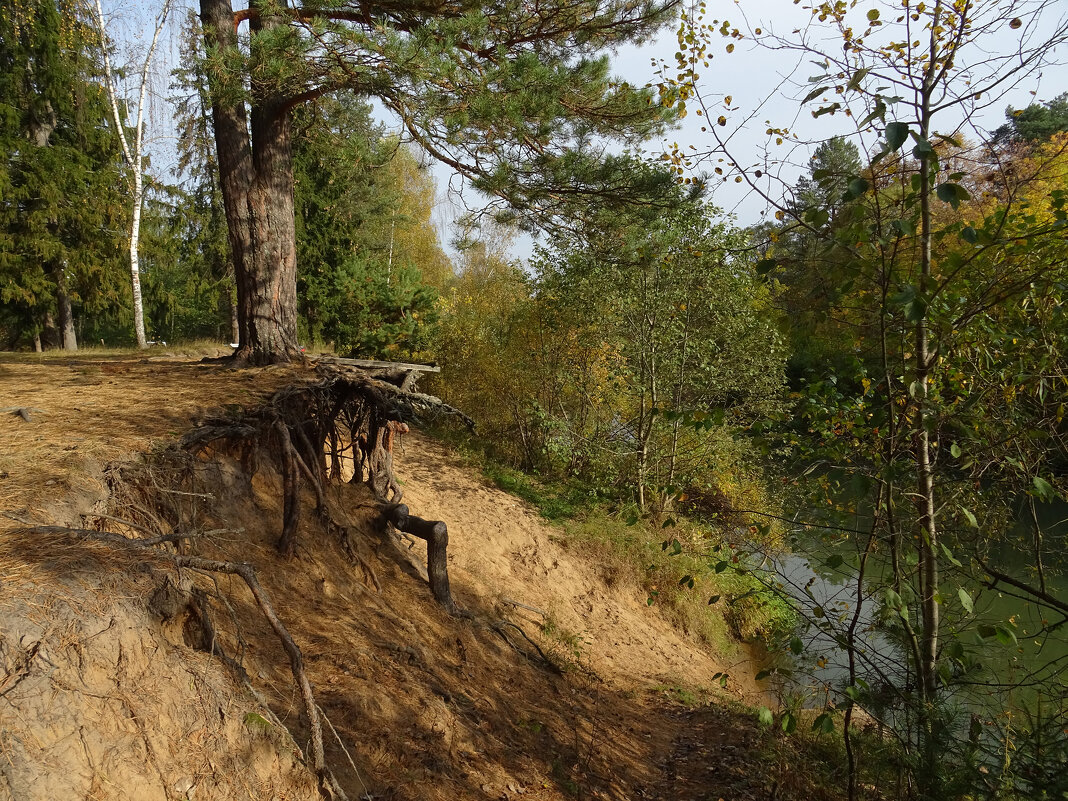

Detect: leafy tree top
993,92,1068,146
205,0,681,230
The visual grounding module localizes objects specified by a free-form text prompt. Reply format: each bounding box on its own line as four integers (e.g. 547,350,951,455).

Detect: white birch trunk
93,0,171,349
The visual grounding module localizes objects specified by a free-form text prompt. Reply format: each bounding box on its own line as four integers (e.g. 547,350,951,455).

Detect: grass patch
560,507,797,653
650,682,717,709
752,707,903,801
538,615,592,674
481,463,598,522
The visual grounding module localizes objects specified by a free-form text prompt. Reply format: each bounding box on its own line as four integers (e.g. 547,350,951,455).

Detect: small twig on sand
501,597,548,617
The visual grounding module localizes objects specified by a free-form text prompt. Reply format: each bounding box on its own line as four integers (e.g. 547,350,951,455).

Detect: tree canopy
198,0,682,364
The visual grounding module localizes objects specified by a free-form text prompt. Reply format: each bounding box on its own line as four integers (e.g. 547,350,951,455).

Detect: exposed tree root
181,362,471,614
381,503,458,615
6,365,476,800
501,597,549,617
490,620,561,675
9,522,349,801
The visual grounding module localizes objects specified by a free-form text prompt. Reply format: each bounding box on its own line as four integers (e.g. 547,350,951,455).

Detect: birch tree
93,0,171,348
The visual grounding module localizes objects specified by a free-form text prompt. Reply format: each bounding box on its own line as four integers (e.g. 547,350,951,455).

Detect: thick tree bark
200,0,302,365
244,91,301,362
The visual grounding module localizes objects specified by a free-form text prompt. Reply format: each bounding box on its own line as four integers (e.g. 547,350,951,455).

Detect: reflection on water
765,501,1068,717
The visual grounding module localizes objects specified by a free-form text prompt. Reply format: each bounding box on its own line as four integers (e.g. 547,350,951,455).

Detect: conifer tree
169,8,239,343
993,92,1068,146
0,0,122,350
198,0,679,364
293,95,443,357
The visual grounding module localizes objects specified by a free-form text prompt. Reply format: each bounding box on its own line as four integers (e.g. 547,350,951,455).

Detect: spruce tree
168,8,239,343
0,0,122,349
293,94,444,356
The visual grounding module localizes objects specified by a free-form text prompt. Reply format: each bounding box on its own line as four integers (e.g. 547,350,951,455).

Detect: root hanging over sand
181,362,471,614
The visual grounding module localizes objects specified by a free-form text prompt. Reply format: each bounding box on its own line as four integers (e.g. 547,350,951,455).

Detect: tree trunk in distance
55,266,77,351
229,282,240,344
130,168,148,347
200,0,253,354
42,309,57,349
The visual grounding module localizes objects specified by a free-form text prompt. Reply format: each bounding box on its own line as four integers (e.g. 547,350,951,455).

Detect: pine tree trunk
42,309,57,349
55,265,77,351
244,92,301,362
200,0,302,365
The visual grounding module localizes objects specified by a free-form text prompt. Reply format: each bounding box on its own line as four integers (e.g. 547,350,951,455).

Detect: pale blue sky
435,0,1068,260
103,0,1068,262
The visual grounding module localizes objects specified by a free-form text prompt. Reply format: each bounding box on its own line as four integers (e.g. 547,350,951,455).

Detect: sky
102,0,1068,264
433,0,1068,260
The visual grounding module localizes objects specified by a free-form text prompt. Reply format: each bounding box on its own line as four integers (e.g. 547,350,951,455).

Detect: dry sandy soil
0,354,838,801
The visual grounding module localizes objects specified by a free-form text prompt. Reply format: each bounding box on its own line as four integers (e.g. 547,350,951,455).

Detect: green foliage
529,186,786,510
658,2,1068,797
140,186,234,343
293,95,443,356
481,463,595,523
562,505,796,649
994,92,1068,146
159,9,238,342
430,228,547,466
310,253,438,359
0,0,125,347
538,615,588,674
205,0,680,234
790,136,862,219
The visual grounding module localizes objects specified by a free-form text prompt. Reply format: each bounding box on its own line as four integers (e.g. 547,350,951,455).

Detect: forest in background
2,0,1067,799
